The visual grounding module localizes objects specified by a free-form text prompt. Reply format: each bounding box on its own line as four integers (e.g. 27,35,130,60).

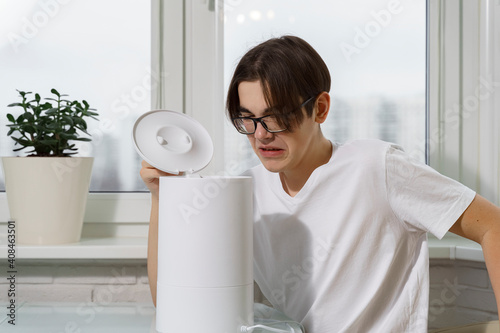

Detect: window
428,0,500,205
223,0,427,175
9,1,493,226
0,0,151,192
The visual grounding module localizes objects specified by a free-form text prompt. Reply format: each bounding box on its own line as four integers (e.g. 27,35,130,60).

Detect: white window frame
3,0,498,237
0,0,223,231
428,0,500,206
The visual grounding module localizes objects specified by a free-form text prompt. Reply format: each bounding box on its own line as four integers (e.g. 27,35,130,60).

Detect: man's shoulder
338,138,400,152
335,139,402,163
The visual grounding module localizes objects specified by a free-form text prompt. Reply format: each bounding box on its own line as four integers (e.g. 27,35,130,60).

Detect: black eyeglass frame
231,95,317,135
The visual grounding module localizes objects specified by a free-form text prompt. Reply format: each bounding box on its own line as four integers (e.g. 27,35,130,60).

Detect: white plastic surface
157,176,253,287
156,283,254,333
156,176,254,333
2,157,93,245
132,110,213,174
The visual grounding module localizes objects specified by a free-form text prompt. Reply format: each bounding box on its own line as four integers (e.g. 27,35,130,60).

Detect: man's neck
279,138,332,197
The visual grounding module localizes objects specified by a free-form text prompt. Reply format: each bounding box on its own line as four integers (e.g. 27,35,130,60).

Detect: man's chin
259,160,284,173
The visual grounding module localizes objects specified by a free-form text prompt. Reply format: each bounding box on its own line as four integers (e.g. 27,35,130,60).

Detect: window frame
1,0,222,226
427,0,500,206
3,0,498,230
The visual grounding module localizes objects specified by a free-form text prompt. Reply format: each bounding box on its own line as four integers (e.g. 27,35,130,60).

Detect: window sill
428,233,484,262
0,233,483,262
0,237,147,260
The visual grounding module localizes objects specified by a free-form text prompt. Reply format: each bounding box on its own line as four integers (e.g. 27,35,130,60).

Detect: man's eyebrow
237,106,273,116
237,106,252,114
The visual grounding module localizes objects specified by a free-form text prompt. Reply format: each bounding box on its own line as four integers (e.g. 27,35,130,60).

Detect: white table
0,302,157,332
0,302,304,333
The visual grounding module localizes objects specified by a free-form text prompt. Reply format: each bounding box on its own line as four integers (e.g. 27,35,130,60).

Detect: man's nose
254,122,273,140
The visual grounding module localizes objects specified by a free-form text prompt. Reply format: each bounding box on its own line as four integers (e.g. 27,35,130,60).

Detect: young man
140,36,500,332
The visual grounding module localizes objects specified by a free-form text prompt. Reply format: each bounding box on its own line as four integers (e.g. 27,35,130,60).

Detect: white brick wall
1,258,497,330
429,259,499,330
0,260,266,306
0,260,152,305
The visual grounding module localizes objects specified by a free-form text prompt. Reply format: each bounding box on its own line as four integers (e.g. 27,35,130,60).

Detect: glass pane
0,0,151,191
223,0,426,175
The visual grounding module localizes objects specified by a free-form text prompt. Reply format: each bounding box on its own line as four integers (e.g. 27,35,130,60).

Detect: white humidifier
133,110,254,333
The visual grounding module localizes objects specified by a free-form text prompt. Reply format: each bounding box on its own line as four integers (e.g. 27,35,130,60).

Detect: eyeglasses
231,95,316,135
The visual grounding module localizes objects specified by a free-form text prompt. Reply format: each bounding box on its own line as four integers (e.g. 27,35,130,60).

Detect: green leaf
7,103,24,107
17,90,31,97
12,137,33,146
59,132,77,140
77,128,90,135
24,125,36,134
45,108,59,115
61,115,74,125
73,117,85,126
7,88,98,156
23,112,34,122
39,139,58,145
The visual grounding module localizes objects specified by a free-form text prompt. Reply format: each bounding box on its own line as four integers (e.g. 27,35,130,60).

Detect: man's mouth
258,146,284,157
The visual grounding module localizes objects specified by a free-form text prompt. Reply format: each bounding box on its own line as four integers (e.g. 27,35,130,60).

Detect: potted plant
2,89,98,245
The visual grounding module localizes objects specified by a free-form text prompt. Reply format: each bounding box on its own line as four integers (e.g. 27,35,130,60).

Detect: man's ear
315,92,330,124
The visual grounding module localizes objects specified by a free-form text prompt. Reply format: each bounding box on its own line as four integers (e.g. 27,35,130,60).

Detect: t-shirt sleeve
385,144,476,239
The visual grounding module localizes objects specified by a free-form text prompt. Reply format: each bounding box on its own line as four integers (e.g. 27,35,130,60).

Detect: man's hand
140,160,177,198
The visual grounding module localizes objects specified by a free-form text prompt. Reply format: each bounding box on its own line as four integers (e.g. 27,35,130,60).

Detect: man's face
237,80,321,174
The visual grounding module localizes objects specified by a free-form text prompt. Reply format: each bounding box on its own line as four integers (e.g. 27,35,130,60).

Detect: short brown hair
226,35,331,130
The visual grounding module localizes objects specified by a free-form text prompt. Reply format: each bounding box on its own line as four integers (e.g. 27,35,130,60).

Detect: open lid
132,110,213,174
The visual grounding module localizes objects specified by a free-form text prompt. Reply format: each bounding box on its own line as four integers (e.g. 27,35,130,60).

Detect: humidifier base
156,283,254,333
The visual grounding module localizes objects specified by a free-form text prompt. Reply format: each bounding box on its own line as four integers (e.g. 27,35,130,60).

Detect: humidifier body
156,176,254,333
132,110,255,333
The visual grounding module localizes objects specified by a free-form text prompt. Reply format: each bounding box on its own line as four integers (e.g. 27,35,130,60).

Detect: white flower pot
1,157,93,245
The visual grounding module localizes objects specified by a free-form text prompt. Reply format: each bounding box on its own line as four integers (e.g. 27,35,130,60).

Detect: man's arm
147,195,159,307
449,194,500,318
140,160,174,307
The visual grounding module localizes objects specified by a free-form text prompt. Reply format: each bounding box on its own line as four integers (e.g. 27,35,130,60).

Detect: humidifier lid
132,110,214,174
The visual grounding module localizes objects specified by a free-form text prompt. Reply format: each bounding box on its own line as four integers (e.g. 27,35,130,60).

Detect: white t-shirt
244,139,476,333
